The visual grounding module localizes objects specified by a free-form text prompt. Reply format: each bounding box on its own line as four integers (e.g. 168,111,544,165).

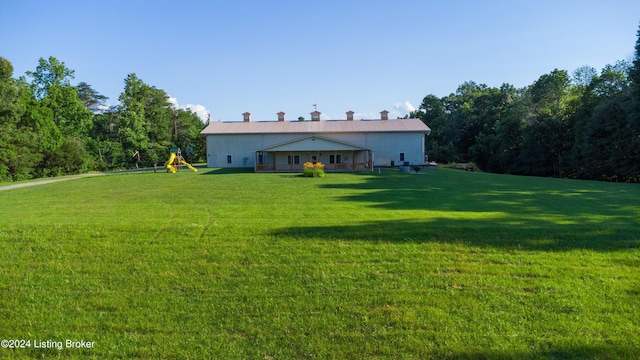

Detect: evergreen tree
77,81,108,113
627,24,640,181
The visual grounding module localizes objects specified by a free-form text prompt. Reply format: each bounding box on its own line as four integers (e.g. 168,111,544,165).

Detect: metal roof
200,118,431,135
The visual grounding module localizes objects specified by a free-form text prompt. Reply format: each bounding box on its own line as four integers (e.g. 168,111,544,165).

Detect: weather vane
313,103,317,110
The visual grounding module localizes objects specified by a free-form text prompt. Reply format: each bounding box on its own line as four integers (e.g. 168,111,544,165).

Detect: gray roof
200,118,431,136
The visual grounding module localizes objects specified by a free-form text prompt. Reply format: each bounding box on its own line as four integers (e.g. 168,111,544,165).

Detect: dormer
380,110,389,120
311,110,321,121
243,112,251,122
277,111,285,122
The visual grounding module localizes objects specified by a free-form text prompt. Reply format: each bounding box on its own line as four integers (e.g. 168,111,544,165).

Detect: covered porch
255,136,373,172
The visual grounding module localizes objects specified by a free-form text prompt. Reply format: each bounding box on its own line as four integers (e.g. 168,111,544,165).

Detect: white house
200,110,431,172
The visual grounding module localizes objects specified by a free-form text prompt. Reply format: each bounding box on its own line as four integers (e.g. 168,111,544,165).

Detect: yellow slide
165,152,177,173
181,160,197,172
165,151,197,172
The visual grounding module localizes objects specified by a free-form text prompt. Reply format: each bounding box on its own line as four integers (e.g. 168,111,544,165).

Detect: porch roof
256,135,371,152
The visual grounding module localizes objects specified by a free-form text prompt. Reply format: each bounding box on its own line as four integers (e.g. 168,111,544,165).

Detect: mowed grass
0,168,639,359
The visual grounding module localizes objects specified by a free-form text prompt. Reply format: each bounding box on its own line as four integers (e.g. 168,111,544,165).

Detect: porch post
272,152,276,172
352,151,355,170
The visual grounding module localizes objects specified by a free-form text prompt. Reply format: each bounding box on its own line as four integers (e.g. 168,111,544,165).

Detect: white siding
206,132,425,168
206,134,263,168
365,133,425,166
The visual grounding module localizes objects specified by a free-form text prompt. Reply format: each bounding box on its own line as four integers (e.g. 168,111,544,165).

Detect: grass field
0,168,639,359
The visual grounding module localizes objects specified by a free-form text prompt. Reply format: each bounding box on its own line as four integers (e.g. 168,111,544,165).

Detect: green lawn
0,168,639,359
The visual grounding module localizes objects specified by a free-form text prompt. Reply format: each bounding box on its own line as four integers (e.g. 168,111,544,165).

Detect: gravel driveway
0,173,105,191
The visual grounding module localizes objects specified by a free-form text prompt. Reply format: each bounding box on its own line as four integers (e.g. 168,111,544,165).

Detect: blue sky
2,0,639,122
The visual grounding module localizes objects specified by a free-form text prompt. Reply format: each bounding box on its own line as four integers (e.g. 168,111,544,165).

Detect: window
399,152,405,162
258,153,263,164
329,155,335,164
227,155,232,164
288,155,301,165
336,154,342,163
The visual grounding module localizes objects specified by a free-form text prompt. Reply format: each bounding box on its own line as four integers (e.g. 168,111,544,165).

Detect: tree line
2,26,640,183
414,26,640,182
0,56,205,181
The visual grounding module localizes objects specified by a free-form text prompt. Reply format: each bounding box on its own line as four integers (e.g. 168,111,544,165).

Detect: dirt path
0,173,106,191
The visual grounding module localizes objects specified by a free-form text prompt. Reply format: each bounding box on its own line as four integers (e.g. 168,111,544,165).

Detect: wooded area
1,26,640,182
0,56,205,181
414,26,640,182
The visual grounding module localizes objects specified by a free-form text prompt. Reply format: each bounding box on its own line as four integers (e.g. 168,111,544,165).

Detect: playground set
165,148,197,173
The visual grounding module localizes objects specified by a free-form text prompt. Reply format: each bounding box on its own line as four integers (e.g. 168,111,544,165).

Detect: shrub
442,162,479,172
303,161,325,177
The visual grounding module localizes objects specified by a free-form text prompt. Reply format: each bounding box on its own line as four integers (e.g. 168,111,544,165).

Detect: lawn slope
0,168,639,359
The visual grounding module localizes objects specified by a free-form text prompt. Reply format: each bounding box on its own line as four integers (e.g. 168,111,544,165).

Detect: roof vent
346,110,354,121
380,110,389,120
277,111,285,122
311,110,321,121
243,112,251,122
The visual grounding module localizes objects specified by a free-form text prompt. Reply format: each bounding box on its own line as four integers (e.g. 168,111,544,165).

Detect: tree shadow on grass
428,343,639,360
198,167,255,175
270,217,639,251
272,170,640,251
319,170,640,218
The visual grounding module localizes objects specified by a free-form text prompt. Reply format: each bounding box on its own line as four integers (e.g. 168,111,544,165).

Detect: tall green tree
417,94,458,163
25,56,93,138
492,93,527,174
113,73,205,168
0,58,44,180
627,24,640,181
26,56,74,100
523,69,572,177
572,65,597,88
41,85,93,138
0,57,23,126
570,61,635,181
468,83,520,172
173,109,206,163
145,87,173,146
118,74,150,167
22,57,93,175
87,107,124,170
630,24,640,100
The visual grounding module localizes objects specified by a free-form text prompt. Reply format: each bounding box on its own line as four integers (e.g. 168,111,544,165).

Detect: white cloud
183,104,210,122
394,101,416,115
168,96,210,123
168,96,179,108
95,103,111,113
